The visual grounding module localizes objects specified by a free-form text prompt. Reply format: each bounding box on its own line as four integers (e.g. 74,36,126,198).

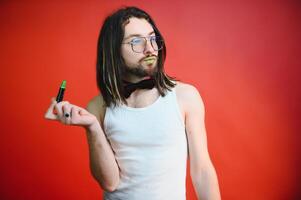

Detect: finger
62,103,72,125
70,106,80,124
69,105,89,117
54,101,70,121
79,108,89,115
73,107,96,126
44,97,58,120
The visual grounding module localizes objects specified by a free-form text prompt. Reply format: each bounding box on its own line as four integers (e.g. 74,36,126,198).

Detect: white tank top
103,87,187,200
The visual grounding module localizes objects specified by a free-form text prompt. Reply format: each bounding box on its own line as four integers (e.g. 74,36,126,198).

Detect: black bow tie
123,78,155,98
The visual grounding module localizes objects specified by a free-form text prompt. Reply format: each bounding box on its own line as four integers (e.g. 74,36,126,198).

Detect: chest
104,93,186,150
126,89,160,108
105,109,186,154
125,89,185,120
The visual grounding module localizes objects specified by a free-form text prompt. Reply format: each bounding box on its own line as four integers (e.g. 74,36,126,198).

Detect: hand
45,97,99,130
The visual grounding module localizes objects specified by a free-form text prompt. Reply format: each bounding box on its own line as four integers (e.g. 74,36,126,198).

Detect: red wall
0,1,300,199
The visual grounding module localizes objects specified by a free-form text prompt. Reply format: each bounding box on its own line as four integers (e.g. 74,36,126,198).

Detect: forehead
123,17,154,38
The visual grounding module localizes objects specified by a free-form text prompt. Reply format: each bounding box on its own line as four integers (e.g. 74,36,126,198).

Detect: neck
123,75,152,83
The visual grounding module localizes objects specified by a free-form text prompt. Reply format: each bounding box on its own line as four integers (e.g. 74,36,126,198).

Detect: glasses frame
122,36,164,53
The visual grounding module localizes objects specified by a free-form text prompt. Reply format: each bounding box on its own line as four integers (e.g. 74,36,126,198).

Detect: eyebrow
124,31,155,40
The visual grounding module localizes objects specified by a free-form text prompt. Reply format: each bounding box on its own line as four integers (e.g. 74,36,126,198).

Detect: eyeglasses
122,36,164,53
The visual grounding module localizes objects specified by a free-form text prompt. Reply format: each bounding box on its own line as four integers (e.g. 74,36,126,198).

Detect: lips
143,56,157,62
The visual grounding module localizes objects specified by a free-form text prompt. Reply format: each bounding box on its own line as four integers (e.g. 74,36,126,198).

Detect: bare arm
85,96,120,192
44,96,119,192
177,84,221,200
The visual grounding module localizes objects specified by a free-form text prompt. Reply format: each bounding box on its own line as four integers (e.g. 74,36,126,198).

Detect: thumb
44,97,58,120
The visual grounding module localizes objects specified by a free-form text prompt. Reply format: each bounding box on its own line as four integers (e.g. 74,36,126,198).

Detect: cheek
121,46,141,65
120,46,127,59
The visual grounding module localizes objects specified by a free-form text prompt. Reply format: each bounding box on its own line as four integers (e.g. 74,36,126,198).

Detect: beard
122,60,158,78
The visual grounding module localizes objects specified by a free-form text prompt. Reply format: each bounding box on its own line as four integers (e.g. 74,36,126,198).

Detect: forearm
191,163,221,200
85,123,119,192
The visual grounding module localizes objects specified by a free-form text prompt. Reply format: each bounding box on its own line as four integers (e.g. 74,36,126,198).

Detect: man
45,6,221,200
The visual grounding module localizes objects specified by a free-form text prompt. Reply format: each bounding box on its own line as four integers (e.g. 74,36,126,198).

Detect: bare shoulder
86,94,106,123
175,81,203,101
174,81,205,113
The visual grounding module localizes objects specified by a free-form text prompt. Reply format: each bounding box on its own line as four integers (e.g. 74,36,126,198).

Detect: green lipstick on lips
144,57,156,65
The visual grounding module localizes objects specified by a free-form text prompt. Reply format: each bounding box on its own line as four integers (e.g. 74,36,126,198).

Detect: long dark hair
96,6,176,107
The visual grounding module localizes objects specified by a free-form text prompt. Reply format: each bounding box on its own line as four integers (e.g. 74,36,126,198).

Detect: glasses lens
131,37,164,53
151,37,163,51
131,38,145,53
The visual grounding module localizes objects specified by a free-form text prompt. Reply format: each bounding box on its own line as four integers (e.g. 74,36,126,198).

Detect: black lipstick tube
56,80,66,103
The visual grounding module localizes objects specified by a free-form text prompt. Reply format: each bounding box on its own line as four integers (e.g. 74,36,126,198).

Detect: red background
0,1,300,199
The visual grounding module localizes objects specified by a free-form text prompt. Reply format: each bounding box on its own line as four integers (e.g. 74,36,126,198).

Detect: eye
131,38,144,45
150,36,157,42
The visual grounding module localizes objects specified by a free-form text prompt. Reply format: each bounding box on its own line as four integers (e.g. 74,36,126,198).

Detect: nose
143,39,155,55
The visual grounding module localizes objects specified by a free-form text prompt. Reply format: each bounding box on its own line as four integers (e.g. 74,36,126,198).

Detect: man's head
96,7,176,106
121,17,161,79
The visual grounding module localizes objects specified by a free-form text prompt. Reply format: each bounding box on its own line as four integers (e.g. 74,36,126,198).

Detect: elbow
93,174,119,192
102,181,119,192
101,176,119,192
